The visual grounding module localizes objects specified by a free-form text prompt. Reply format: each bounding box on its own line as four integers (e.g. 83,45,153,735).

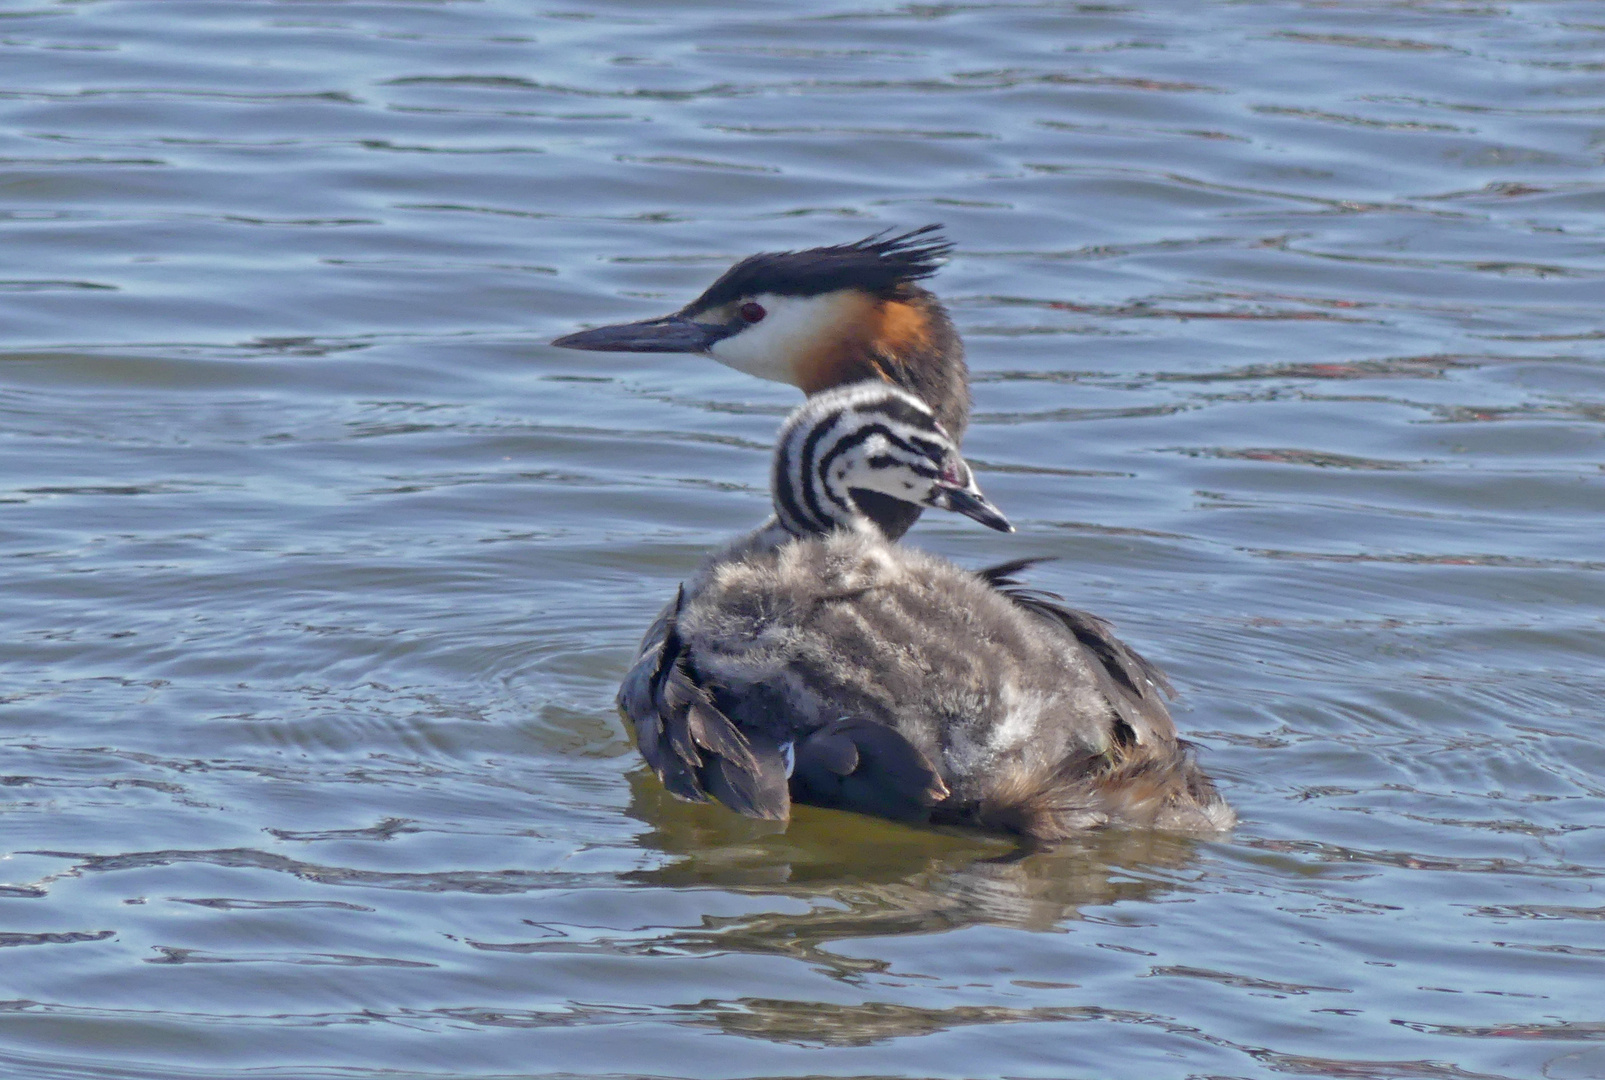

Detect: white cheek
840,439,915,501
705,293,848,385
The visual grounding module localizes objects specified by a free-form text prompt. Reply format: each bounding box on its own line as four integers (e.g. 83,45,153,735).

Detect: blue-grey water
2,2,1603,1078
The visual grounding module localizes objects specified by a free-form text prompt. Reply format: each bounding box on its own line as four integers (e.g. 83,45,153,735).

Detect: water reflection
685,997,1120,1049
619,772,1207,976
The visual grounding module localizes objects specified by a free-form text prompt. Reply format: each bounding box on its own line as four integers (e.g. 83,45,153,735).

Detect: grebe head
552,226,968,437
772,382,1009,539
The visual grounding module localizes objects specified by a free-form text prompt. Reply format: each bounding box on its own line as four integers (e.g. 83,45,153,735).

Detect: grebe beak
930,485,1013,533
551,313,733,354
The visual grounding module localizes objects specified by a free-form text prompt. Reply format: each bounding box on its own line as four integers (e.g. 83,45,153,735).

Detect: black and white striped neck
770,382,956,540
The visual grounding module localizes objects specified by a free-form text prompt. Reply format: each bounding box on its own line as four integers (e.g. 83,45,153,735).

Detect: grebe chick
553,225,965,540
621,382,1234,841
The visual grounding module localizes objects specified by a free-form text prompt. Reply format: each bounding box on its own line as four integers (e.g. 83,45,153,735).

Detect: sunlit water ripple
2,2,1603,1078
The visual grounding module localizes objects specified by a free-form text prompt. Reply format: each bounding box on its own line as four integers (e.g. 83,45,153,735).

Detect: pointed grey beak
551,313,732,354
930,485,1013,533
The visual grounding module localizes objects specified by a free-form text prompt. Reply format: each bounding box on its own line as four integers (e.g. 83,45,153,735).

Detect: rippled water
3,2,1603,1078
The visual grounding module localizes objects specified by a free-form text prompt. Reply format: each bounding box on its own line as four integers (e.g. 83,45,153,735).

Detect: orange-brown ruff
786,287,965,431
618,384,1235,842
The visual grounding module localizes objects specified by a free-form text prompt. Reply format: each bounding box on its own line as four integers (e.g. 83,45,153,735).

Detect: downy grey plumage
619,382,1234,841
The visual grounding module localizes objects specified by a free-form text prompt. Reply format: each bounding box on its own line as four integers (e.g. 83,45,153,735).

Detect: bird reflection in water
619,770,1207,967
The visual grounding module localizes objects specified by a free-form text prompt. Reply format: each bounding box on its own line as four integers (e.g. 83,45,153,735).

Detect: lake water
2,2,1603,1078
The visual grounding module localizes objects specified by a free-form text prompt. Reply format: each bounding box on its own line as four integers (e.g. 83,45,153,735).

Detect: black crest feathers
686,225,952,311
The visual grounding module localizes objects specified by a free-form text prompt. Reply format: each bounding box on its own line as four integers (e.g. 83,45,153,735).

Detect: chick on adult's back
621,383,1233,840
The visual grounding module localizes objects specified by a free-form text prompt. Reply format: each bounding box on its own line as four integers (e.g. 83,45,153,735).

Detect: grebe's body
619,384,1233,839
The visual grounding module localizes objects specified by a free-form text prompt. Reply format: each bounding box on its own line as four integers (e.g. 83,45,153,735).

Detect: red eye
738,301,766,323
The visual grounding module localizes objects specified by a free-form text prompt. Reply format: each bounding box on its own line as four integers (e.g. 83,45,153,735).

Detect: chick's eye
738,301,766,323
939,460,965,486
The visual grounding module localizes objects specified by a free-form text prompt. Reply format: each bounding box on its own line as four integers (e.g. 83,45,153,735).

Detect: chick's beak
551,313,732,354
929,485,1013,533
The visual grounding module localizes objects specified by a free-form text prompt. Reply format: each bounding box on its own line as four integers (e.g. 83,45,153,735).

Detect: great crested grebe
552,225,964,541
624,382,1233,839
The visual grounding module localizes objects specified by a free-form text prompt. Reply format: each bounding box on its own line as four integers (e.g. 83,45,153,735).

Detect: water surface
2,2,1603,1078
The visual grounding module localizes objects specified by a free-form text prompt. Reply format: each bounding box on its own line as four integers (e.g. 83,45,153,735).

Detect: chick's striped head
772,382,1010,538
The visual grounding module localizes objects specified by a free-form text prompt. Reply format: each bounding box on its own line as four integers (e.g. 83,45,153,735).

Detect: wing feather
616,586,789,819
975,557,1177,745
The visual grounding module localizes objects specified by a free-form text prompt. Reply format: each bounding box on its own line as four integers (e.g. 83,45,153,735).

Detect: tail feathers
937,743,1234,841
1091,742,1235,833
